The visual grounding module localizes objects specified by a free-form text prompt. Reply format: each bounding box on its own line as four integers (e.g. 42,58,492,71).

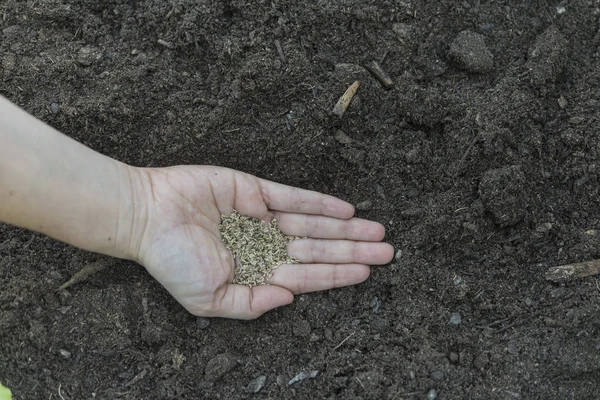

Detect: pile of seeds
219,210,300,286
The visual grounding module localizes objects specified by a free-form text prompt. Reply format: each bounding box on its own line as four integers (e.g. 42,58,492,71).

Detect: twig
332,81,360,118
157,39,174,49
58,384,66,400
274,40,286,63
452,132,481,177
364,60,394,89
58,262,108,291
356,376,366,390
332,331,355,350
545,259,600,282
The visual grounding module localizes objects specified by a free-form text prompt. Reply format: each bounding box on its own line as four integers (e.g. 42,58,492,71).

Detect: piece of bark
544,259,600,282
364,60,394,89
332,81,360,118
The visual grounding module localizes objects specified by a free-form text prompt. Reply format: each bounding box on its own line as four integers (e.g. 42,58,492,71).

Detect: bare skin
0,95,394,319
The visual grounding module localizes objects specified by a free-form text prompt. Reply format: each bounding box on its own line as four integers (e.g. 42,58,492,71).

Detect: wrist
113,163,152,262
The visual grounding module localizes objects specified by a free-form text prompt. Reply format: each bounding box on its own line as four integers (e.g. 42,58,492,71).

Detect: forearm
0,96,139,259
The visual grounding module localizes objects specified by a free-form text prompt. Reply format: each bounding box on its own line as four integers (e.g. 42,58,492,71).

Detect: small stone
246,375,267,393
334,130,353,145
205,353,237,381
558,96,568,109
449,312,462,325
395,249,403,261
77,46,102,67
449,352,459,363
370,297,381,313
324,328,333,341
196,317,210,329
535,223,553,233
507,341,518,355
568,116,584,125
427,388,438,400
288,370,319,386
356,200,373,211
59,349,71,359
293,319,311,337
50,103,60,115
309,333,320,342
524,297,534,307
430,371,444,380
448,30,494,73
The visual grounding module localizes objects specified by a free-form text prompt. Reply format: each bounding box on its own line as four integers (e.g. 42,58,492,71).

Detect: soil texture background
2,0,600,398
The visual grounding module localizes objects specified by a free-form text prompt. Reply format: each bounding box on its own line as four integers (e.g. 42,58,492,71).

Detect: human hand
125,166,394,319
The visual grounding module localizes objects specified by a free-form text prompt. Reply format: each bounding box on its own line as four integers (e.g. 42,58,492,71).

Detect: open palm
131,165,394,319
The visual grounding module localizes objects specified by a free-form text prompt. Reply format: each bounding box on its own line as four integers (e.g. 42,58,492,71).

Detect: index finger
258,179,355,219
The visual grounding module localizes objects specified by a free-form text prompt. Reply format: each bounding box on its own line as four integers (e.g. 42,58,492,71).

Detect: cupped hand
127,166,394,319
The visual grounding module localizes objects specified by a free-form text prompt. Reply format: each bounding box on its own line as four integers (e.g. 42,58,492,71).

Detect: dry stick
364,60,394,89
545,259,600,282
332,81,360,118
452,132,481,177
58,261,108,291
332,331,355,350
274,40,286,63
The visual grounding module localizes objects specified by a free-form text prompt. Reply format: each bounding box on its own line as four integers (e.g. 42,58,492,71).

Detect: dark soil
2,1,600,399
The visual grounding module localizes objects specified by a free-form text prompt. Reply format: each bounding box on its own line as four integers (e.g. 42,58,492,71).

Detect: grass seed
219,210,300,287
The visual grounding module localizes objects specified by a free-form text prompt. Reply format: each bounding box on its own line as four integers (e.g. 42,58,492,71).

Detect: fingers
275,212,385,241
288,239,394,265
271,263,370,294
258,179,355,219
210,284,294,320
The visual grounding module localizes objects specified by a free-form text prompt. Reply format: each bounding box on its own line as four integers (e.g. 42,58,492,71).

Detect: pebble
59,349,71,359
196,317,210,329
356,200,373,211
449,352,459,363
558,96,568,109
288,370,319,386
334,130,353,145
246,375,267,393
77,46,102,67
427,388,438,400
449,312,462,325
395,249,403,261
204,353,237,381
448,30,494,73
507,341,518,355
430,371,444,380
50,102,60,115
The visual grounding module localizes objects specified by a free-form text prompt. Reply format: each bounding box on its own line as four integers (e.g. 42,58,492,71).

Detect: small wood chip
364,60,394,89
157,39,174,49
332,80,360,118
58,262,107,291
545,259,600,282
